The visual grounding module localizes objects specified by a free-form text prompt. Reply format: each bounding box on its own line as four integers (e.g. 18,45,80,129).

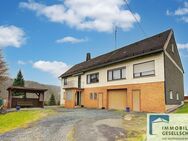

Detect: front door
75,91,81,106
132,90,141,112
98,93,103,108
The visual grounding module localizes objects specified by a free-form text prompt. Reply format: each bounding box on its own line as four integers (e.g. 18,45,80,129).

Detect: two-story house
59,29,184,112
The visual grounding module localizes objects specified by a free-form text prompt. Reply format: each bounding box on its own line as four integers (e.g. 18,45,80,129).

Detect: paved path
0,108,145,141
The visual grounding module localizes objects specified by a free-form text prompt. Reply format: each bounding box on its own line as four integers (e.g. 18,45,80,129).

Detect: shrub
48,94,56,106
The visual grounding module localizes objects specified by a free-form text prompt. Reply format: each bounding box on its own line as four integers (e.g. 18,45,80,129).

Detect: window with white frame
90,92,97,100
90,93,93,100
133,61,155,78
94,93,97,100
87,73,99,84
66,90,72,100
108,67,126,81
176,93,179,100
169,91,173,99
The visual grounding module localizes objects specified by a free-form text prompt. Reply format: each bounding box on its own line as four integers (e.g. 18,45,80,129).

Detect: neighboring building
59,29,184,112
184,96,188,103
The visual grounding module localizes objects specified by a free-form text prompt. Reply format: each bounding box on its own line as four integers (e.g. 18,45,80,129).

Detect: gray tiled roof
60,29,172,78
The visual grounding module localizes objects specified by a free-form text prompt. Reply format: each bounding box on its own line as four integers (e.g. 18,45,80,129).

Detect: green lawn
0,109,54,134
174,103,188,113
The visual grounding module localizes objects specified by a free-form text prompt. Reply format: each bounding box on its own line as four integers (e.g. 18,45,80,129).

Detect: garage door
108,90,127,110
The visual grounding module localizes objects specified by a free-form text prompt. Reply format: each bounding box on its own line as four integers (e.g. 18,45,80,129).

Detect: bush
48,94,56,106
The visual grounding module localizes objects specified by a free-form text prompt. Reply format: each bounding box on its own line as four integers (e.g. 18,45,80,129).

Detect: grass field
0,109,54,134
174,103,188,113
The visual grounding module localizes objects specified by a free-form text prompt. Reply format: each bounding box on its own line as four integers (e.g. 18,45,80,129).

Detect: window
172,44,175,53
176,93,179,100
169,91,173,99
94,93,97,100
108,67,126,81
87,73,99,84
64,78,67,85
133,61,155,78
66,90,72,100
90,93,97,100
90,93,93,100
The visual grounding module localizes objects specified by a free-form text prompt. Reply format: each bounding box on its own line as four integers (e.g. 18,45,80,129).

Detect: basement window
90,93,93,100
169,91,173,100
90,93,97,100
94,93,97,100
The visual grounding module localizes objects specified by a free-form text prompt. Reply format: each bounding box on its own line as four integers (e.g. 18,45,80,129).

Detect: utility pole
114,26,117,49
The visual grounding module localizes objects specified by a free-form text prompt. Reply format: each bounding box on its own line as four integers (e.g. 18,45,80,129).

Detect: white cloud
0,25,26,48
166,2,188,23
166,10,174,16
18,60,26,65
56,36,87,44
19,0,140,32
33,60,70,77
177,43,188,49
175,2,188,16
180,16,188,23
17,60,33,65
175,8,188,16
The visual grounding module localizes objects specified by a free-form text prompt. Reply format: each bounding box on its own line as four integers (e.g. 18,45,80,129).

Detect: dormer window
172,44,174,53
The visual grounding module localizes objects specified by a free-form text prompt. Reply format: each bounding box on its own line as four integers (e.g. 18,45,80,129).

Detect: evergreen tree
0,49,8,84
49,94,56,105
13,70,24,87
13,70,25,96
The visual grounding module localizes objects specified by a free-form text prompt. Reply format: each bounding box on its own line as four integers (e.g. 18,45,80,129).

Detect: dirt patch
97,124,126,141
94,118,123,128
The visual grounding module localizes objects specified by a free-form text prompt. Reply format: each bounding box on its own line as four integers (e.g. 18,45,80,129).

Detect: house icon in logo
149,115,169,135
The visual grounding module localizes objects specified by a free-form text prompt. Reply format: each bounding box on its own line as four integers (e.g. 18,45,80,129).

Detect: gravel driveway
0,108,146,141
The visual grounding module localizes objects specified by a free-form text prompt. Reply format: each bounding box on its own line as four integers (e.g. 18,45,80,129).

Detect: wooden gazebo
7,86,47,108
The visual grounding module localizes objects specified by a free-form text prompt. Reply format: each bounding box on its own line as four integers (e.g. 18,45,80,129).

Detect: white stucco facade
61,52,165,89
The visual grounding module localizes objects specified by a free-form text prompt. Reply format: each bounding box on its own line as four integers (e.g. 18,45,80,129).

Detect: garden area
0,103,187,140
174,103,188,113
0,109,55,134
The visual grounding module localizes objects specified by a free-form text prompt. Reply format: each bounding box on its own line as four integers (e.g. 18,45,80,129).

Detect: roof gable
165,33,184,71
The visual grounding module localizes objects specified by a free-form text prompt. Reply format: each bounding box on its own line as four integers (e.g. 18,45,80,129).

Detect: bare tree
0,49,8,84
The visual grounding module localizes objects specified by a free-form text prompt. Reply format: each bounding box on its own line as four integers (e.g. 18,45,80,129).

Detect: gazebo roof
7,86,48,93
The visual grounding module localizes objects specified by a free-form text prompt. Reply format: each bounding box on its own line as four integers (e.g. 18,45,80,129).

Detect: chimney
86,53,91,61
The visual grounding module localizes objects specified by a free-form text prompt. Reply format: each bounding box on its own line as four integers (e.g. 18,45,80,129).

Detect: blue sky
0,0,188,95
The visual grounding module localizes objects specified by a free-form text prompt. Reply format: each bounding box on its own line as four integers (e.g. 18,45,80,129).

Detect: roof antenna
114,25,117,49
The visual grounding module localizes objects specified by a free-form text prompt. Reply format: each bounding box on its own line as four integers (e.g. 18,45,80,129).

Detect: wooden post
38,93,40,107
38,92,44,108
42,92,44,108
8,90,12,108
